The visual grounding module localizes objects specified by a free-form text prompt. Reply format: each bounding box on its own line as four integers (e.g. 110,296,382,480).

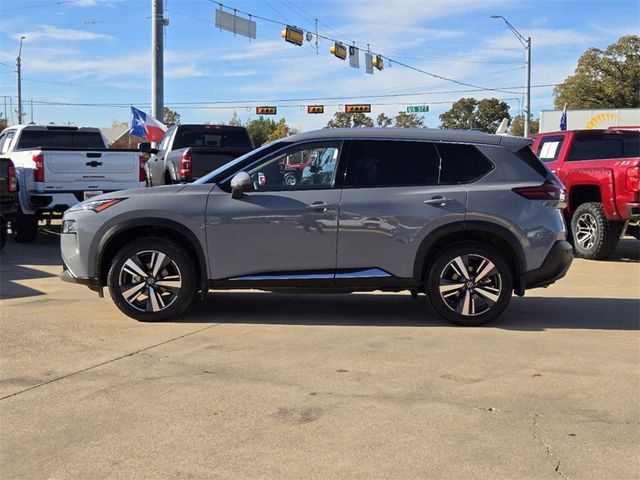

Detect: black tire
0,221,7,249
283,172,298,186
165,171,174,185
570,202,623,260
12,207,39,243
107,237,197,322
426,242,513,326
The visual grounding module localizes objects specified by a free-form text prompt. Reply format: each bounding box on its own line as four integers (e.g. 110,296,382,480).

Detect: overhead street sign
407,105,429,113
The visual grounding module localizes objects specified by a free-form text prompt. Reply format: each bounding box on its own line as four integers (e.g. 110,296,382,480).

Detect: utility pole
490,16,531,137
151,0,165,123
16,36,26,125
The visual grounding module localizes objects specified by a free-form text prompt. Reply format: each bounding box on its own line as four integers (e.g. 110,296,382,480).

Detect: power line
210,1,522,95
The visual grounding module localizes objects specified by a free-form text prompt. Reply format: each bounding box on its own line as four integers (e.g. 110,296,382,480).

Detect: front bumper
60,266,103,295
524,240,573,290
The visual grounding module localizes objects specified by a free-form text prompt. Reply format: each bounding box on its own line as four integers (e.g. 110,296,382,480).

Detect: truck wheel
570,202,623,260
12,207,39,243
426,242,513,326
107,237,197,322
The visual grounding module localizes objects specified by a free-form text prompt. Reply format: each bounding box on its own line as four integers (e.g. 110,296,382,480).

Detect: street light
17,35,26,125
491,15,531,137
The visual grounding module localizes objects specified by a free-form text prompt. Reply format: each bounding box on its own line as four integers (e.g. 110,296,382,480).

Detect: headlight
62,219,77,234
67,198,126,213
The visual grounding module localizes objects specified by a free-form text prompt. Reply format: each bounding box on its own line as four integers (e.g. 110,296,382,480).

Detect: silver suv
60,128,573,326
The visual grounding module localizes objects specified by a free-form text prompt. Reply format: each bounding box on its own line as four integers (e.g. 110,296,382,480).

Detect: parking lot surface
1,228,639,479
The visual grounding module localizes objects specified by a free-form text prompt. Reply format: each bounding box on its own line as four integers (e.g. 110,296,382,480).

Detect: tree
264,118,296,144
376,113,393,127
111,119,128,129
510,115,539,137
554,35,640,109
0,114,7,131
439,97,511,133
326,112,373,128
228,112,243,126
394,111,425,128
163,107,181,127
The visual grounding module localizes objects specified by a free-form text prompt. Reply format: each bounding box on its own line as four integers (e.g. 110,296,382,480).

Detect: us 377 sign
406,105,429,113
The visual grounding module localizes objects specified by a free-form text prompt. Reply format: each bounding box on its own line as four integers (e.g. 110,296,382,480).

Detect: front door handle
305,202,336,212
424,196,454,206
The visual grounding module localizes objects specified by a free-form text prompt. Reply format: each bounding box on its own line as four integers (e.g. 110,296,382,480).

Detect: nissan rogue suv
60,128,573,326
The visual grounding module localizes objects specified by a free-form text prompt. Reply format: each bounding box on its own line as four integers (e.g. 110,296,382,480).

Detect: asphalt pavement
1,228,639,479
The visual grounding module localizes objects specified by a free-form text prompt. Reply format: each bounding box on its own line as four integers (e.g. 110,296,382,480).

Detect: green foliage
325,112,374,128
264,118,297,144
227,112,243,126
376,113,393,127
163,107,181,127
554,35,640,109
439,97,511,133
0,114,7,131
510,115,539,137
394,111,425,128
245,117,277,146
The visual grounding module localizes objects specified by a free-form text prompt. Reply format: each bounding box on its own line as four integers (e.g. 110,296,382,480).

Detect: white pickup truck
0,124,145,242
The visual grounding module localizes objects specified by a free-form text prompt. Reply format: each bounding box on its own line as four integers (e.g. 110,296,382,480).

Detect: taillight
7,165,17,192
626,166,639,192
32,154,44,182
513,181,565,201
139,155,147,182
180,152,192,181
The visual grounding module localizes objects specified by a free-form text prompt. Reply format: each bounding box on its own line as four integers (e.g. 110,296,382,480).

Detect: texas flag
130,106,167,143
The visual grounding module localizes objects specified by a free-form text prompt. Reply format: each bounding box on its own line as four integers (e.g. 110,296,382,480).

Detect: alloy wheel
438,254,502,316
118,250,182,312
575,212,597,250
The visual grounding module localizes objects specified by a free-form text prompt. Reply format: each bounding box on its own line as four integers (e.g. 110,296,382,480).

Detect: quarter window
568,132,639,161
345,140,440,187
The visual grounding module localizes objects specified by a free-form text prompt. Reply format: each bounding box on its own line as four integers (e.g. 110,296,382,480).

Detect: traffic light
372,55,384,70
281,26,304,46
329,42,347,60
307,105,324,114
256,106,277,115
345,104,371,113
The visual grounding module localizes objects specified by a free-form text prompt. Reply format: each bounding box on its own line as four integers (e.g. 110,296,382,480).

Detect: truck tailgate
44,150,140,190
188,147,251,179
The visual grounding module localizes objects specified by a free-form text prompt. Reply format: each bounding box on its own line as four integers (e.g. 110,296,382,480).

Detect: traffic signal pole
151,0,164,123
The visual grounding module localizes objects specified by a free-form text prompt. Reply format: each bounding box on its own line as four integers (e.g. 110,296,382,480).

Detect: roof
285,128,531,151
100,126,130,144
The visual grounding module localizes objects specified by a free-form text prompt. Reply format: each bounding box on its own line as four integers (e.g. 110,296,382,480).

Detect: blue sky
0,0,637,131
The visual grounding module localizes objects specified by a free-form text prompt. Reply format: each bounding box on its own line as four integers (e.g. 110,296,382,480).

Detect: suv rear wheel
107,238,196,322
427,243,513,326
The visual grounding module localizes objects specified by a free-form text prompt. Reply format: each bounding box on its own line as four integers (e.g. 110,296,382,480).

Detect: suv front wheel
107,238,196,322
427,243,513,326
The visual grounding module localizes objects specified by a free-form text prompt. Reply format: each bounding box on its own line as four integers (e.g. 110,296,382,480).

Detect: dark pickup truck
1,157,17,249
143,124,254,186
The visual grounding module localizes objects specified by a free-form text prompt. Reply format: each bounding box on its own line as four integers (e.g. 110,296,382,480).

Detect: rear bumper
524,240,573,290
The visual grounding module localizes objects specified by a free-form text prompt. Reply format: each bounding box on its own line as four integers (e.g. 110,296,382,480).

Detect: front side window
345,140,440,188
248,142,341,191
536,136,565,163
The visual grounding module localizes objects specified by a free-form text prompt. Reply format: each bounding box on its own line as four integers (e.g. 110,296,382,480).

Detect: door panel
337,186,466,279
205,186,340,279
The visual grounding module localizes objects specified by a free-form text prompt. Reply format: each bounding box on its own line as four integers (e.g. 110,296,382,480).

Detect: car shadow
605,238,639,263
176,292,639,331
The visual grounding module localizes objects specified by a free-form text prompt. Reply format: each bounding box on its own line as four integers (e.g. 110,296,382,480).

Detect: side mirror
230,171,253,199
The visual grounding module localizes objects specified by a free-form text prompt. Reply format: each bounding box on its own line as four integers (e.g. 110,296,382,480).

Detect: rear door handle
305,202,336,212
424,196,454,206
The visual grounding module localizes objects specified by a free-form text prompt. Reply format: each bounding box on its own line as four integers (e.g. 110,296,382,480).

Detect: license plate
83,190,103,200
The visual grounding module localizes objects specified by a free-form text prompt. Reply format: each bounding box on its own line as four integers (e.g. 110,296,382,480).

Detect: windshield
194,141,290,184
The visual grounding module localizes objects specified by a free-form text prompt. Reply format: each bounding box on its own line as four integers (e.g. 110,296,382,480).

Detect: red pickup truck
529,129,639,259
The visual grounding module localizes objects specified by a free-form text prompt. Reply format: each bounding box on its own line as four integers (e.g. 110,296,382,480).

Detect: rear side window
17,130,105,150
437,143,493,184
536,135,564,162
345,140,440,188
567,132,639,161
